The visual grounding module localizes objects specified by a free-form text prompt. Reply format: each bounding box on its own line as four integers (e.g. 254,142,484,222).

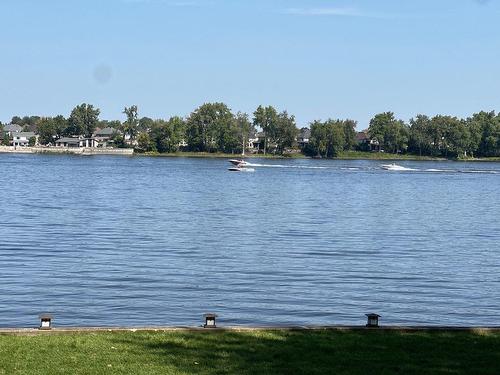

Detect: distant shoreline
1,146,499,162
139,151,500,162
0,145,133,156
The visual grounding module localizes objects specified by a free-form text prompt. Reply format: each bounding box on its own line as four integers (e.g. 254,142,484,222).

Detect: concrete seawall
0,146,134,155
1,325,499,335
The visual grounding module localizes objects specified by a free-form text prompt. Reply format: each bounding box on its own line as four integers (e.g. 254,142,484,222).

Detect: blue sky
1,0,499,128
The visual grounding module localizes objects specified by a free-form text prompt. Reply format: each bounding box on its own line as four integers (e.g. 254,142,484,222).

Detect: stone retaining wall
0,146,134,155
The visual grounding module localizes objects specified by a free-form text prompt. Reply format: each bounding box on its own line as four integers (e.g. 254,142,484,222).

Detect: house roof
56,137,80,144
15,132,36,138
5,124,22,132
356,132,369,141
95,127,120,136
298,128,311,139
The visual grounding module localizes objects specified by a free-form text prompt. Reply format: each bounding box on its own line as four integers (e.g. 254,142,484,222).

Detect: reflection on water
0,154,499,327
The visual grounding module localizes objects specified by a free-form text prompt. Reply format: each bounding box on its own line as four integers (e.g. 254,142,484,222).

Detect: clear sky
1,0,499,128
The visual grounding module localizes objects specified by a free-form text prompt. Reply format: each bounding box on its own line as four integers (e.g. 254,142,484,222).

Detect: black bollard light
39,314,53,330
203,313,218,328
365,313,381,327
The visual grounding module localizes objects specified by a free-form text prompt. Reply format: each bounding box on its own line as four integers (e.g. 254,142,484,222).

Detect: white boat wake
380,163,417,171
245,163,328,170
227,160,499,175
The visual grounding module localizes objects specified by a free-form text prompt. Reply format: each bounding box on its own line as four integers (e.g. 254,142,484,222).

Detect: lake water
1,154,499,328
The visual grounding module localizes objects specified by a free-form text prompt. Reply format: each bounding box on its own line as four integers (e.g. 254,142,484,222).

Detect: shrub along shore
1,328,499,374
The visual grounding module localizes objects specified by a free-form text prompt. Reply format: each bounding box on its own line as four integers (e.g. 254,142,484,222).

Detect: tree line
1,103,500,158
364,111,500,158
1,102,299,155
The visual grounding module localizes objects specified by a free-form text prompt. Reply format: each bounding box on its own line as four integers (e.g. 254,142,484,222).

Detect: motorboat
229,159,248,167
381,163,409,171
228,158,255,172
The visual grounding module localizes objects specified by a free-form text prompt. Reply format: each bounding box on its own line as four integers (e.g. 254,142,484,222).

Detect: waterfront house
4,124,22,137
246,131,260,153
12,132,36,147
94,127,120,147
297,128,311,149
356,131,369,146
55,137,99,148
55,137,80,148
94,127,117,139
250,132,266,153
356,131,381,152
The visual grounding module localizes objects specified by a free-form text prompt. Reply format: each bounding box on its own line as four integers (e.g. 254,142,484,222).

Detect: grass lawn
1,329,499,375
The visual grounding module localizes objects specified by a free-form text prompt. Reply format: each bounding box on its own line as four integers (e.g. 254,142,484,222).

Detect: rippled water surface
1,154,499,327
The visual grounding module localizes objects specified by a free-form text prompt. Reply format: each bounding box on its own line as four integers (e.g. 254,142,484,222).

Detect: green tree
308,119,348,158
136,132,154,152
22,116,41,132
430,115,463,157
326,120,348,156
368,112,408,153
467,111,500,157
443,117,469,158
234,112,254,154
37,118,56,145
11,116,22,125
28,136,36,147
253,105,278,154
53,115,68,140
341,120,357,151
186,103,235,153
274,111,298,154
409,115,432,156
150,117,186,153
1,123,10,146
139,117,155,132
111,132,126,148
0,123,5,145
122,105,139,142
67,103,100,137
308,120,328,157
37,116,68,145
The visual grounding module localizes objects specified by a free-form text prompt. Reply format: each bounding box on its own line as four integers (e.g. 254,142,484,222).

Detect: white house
12,132,36,147
55,137,99,148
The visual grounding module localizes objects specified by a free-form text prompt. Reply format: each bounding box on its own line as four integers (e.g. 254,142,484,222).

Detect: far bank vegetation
2,103,500,159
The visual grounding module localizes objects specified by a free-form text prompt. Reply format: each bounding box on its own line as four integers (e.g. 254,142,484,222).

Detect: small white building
12,132,36,147
55,137,99,148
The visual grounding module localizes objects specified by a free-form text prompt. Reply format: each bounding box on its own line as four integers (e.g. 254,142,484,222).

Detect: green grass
335,151,447,161
1,329,499,374
459,156,500,162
